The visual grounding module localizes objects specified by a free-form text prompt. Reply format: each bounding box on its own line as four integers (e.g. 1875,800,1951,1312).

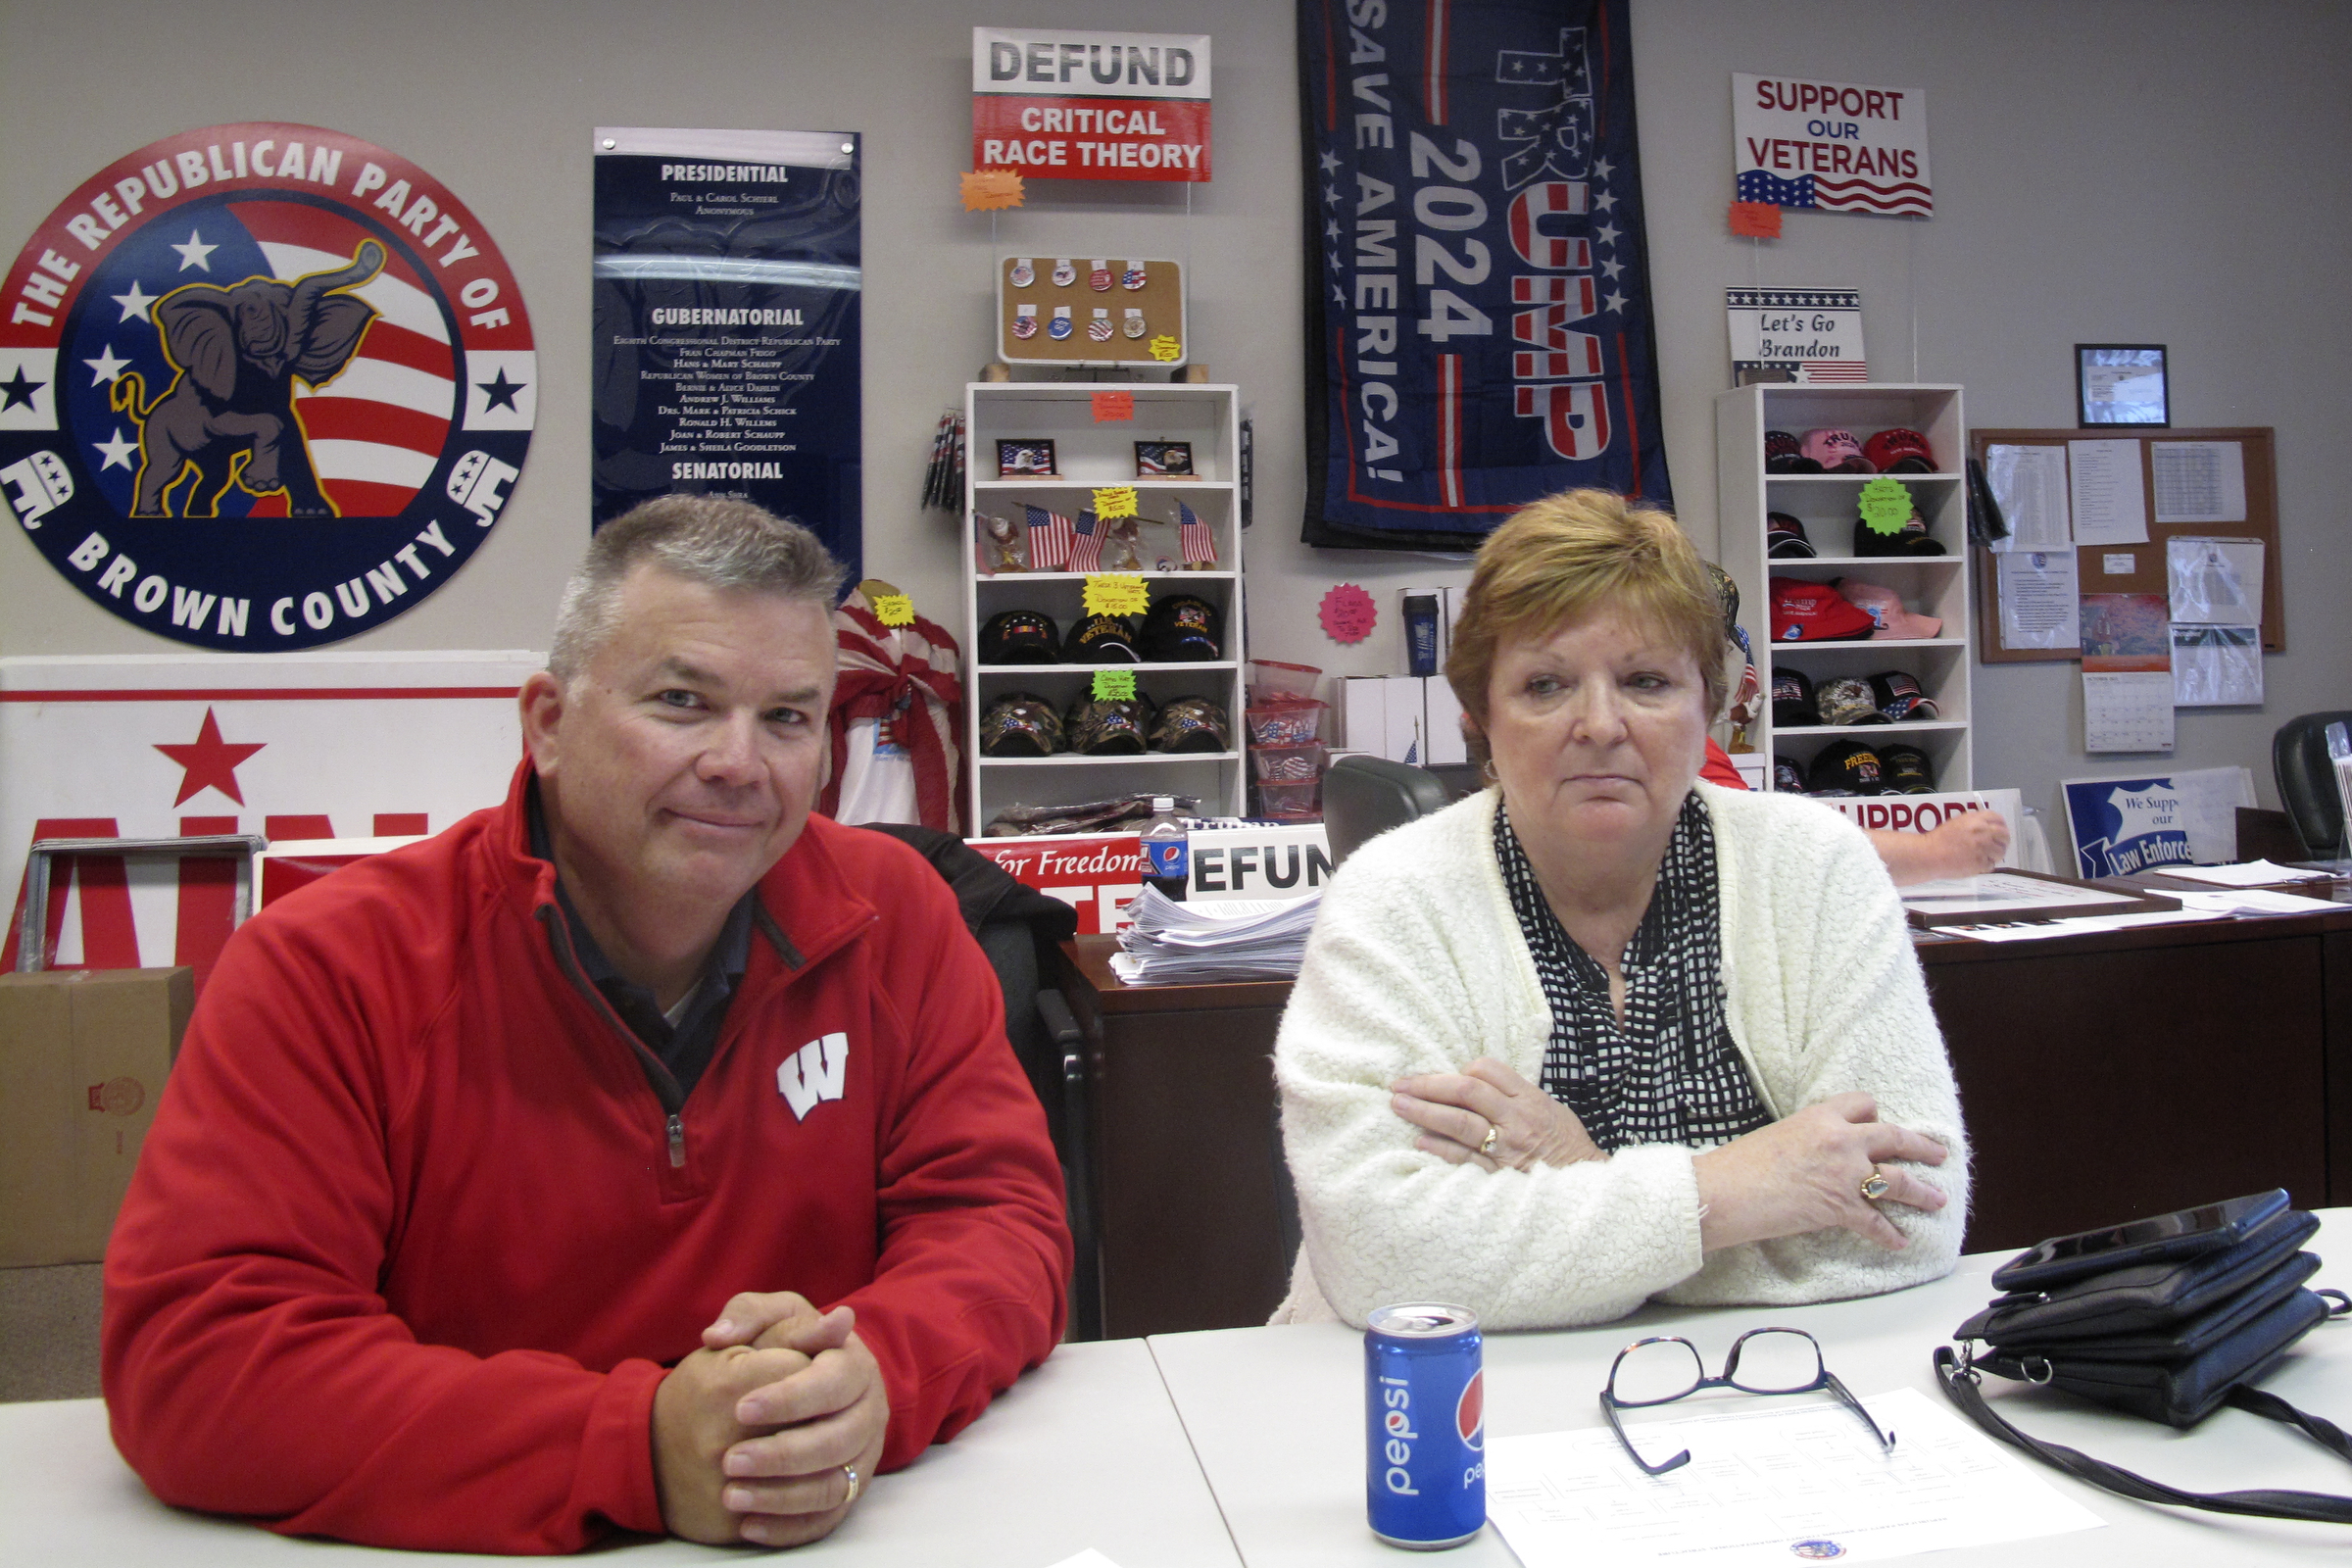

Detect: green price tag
1092,669,1137,702
1857,476,1914,536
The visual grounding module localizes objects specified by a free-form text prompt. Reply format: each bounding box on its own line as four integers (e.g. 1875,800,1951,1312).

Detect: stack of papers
1107,888,1321,984
2154,858,2332,886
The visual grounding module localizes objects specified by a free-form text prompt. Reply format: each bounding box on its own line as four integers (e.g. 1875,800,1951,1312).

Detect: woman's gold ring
841,1464,862,1507
1859,1167,1893,1201
1478,1125,1500,1157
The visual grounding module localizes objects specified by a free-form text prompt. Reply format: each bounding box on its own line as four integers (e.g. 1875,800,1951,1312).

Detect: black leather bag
1935,1201,2352,1522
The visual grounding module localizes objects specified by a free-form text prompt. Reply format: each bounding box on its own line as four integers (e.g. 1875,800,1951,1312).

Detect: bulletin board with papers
1968,426,2282,663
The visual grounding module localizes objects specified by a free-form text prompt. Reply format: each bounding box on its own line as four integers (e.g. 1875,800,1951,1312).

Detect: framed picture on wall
2077,344,2169,426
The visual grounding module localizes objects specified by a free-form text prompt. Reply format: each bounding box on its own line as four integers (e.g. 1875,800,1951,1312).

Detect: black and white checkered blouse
1494,795,1771,1152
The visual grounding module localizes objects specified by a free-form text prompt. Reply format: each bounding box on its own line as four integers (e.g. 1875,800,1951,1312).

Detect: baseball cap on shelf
1063,693,1154,755
1878,743,1936,794
1771,667,1817,727
1799,428,1873,473
1141,594,1223,661
1815,676,1891,726
1851,497,1945,558
1862,427,1936,474
1767,512,1819,559
978,692,1063,757
1765,430,1822,474
1149,695,1231,754
1807,739,1887,796
1769,577,1877,642
979,610,1059,664
1867,670,1941,721
1773,755,1809,793
1836,579,1942,639
1063,612,1143,662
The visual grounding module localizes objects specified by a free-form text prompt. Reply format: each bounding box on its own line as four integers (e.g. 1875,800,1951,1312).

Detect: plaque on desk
1900,867,2181,929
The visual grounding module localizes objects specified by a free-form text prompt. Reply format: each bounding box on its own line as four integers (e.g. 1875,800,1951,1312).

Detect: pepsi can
1365,1302,1484,1549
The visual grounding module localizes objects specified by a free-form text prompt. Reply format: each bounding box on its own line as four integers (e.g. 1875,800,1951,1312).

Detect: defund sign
0,122,535,651
973,27,1212,181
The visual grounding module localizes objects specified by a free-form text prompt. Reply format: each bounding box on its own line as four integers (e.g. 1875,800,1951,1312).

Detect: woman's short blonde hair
1444,489,1730,738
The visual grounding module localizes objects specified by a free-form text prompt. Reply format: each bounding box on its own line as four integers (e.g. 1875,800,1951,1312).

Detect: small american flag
1066,510,1103,572
1177,501,1216,566
1024,505,1073,569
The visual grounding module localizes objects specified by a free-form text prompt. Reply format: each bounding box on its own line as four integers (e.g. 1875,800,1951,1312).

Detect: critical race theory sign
0,122,535,651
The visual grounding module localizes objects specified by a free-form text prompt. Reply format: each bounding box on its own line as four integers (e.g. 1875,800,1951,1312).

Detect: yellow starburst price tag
1091,669,1137,702
870,592,914,627
1857,475,1914,536
1148,334,1182,363
1093,486,1140,520
1083,573,1149,617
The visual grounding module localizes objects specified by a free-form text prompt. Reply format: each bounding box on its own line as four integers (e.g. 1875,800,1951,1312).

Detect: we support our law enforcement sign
1299,0,1670,550
0,122,534,650
592,128,862,581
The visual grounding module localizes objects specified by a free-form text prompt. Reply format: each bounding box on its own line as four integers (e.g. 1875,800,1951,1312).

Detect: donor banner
592,128,862,579
972,27,1212,182
1299,0,1671,550
0,122,535,651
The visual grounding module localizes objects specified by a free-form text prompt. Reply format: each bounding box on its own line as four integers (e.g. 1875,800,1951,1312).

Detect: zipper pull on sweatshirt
667,1113,686,1169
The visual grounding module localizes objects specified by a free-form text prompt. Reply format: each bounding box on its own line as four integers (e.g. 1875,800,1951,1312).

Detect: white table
0,1337,1240,1567
1148,1212,2352,1566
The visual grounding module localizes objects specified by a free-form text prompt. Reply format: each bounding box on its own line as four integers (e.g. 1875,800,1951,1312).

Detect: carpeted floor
0,1263,103,1401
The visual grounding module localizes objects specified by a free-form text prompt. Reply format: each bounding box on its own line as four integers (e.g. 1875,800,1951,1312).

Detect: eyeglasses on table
1598,1325,1895,1476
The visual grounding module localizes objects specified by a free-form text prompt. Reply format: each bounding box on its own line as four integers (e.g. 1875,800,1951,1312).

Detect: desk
1147,1208,2352,1566
0,1338,1241,1568
1060,891,2352,1336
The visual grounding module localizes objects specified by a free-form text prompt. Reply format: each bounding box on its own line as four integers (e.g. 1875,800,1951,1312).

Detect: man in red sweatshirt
102,497,1072,1553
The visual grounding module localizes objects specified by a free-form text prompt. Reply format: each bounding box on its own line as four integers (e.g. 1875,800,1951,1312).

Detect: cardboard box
0,967,192,1265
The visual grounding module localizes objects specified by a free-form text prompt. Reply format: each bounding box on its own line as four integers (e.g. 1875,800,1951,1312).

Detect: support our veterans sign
1733,74,1932,218
1299,0,1670,550
972,28,1212,182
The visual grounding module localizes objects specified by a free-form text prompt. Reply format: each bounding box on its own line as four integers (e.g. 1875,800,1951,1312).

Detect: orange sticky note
1728,201,1783,238
1092,390,1135,422
960,170,1025,212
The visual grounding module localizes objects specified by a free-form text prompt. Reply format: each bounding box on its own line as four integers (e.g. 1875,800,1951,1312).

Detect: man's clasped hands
653,1293,891,1547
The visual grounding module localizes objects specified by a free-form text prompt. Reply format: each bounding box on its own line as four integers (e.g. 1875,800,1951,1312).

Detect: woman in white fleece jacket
1274,492,1968,1330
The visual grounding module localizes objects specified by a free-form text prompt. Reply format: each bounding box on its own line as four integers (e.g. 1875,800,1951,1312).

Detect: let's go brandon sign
973,27,1211,182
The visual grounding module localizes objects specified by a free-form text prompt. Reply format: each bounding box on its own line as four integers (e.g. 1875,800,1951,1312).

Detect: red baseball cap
1862,427,1936,473
1769,577,1877,642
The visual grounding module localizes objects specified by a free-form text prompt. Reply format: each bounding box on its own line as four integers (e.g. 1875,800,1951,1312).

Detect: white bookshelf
961,382,1247,828
1716,383,1975,792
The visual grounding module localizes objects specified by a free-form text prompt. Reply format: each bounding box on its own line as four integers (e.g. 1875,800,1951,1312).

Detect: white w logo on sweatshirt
776,1033,849,1121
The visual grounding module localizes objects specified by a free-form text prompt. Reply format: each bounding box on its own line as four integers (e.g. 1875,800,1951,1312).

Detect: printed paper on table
1487,1388,2097,1568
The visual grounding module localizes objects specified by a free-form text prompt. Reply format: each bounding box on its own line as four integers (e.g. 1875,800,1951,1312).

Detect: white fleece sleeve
1275,843,1708,1331
1662,801,1971,1305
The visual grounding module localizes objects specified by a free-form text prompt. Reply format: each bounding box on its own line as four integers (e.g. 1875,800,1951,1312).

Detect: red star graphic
155,709,266,807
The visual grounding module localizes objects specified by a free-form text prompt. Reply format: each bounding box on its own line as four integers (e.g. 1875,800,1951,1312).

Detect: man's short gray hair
549,495,845,682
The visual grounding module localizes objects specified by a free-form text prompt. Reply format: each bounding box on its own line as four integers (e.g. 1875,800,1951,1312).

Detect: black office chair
867,825,1102,1342
2271,711,2352,858
1322,755,1452,866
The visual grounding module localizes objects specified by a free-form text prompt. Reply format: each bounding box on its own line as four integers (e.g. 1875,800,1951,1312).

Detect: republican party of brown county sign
0,122,534,651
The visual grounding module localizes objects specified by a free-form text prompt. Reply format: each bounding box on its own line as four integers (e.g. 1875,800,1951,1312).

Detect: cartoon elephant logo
112,240,386,517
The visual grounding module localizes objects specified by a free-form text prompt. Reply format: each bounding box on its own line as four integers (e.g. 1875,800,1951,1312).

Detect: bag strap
1934,1297,2352,1525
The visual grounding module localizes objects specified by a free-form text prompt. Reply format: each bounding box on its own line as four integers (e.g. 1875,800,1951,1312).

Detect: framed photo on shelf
995,438,1058,478
1134,439,1196,478
2077,344,2169,426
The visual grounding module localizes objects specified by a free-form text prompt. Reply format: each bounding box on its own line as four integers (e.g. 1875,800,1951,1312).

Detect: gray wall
3,0,2344,825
